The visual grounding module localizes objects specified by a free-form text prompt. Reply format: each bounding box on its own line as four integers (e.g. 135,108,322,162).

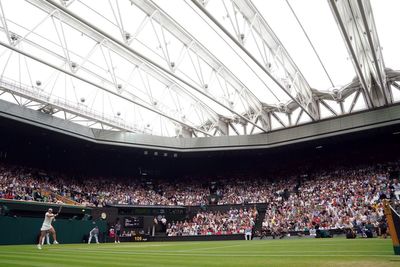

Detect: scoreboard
124,216,143,228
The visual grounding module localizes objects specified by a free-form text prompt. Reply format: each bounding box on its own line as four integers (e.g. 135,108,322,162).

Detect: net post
383,199,400,255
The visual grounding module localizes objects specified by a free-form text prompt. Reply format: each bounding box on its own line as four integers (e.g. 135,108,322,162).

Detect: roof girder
0,76,143,133
40,0,268,134
329,0,392,108
21,0,220,136
130,0,263,119
0,39,214,136
192,0,320,121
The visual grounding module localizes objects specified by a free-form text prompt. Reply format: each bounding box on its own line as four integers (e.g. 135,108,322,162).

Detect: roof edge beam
0,78,143,133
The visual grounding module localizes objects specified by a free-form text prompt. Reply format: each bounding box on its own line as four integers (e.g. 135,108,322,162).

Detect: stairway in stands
40,189,80,205
254,206,266,233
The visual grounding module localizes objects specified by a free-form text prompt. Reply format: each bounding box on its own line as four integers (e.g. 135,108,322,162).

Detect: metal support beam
0,77,144,133
392,82,400,92
217,115,229,135
229,122,240,135
320,99,338,116
329,0,392,108
271,112,285,128
39,0,267,134
20,0,221,136
192,0,320,121
259,110,271,131
0,40,212,136
339,101,345,114
131,0,264,124
349,90,362,113
176,125,193,138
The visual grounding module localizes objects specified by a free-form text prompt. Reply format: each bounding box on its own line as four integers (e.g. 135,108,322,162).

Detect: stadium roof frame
0,0,399,138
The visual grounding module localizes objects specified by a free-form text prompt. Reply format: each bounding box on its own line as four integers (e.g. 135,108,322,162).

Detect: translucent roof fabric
0,0,398,137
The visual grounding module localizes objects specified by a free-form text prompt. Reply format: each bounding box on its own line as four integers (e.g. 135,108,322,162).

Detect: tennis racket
56,205,62,216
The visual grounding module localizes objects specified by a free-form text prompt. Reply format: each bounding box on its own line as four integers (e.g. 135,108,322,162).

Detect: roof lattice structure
0,0,399,137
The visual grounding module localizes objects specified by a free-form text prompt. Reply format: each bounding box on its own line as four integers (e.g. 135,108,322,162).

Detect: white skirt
41,225,51,231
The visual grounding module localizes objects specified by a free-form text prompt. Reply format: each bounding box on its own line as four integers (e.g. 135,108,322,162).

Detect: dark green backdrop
0,216,107,245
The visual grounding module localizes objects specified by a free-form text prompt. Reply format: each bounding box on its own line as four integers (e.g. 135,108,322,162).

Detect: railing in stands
40,189,80,206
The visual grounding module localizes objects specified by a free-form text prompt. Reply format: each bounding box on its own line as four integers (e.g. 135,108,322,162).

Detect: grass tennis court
0,238,398,267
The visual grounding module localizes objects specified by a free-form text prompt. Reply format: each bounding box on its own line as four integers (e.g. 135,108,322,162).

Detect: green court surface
0,238,398,267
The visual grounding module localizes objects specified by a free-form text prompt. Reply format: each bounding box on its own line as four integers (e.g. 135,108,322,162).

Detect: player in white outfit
88,226,99,244
37,208,59,249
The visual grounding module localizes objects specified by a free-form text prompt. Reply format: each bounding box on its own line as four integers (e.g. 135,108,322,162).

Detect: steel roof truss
329,0,392,108
193,0,320,121
130,0,266,129
37,0,267,135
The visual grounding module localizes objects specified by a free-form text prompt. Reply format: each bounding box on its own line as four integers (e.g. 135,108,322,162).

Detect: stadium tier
1,155,399,236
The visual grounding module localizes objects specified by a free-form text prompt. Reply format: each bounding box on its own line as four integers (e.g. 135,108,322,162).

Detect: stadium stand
166,207,258,236
1,159,399,239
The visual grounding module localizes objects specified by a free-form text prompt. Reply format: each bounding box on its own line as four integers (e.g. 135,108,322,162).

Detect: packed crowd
0,165,61,203
261,167,400,234
166,207,257,236
1,161,399,213
0,164,209,206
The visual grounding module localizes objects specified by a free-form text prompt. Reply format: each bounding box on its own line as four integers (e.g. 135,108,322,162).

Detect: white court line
46,239,392,254
179,243,245,252
179,240,362,252
175,239,318,252
3,250,391,254
47,240,265,252
40,248,395,258
48,242,205,251
47,241,305,253
1,250,395,258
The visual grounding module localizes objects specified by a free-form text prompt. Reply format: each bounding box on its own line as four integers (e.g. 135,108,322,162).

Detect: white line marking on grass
1,248,395,260
179,243,246,252
44,239,394,254
48,243,195,251
43,248,394,258
47,241,297,253
180,240,347,251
